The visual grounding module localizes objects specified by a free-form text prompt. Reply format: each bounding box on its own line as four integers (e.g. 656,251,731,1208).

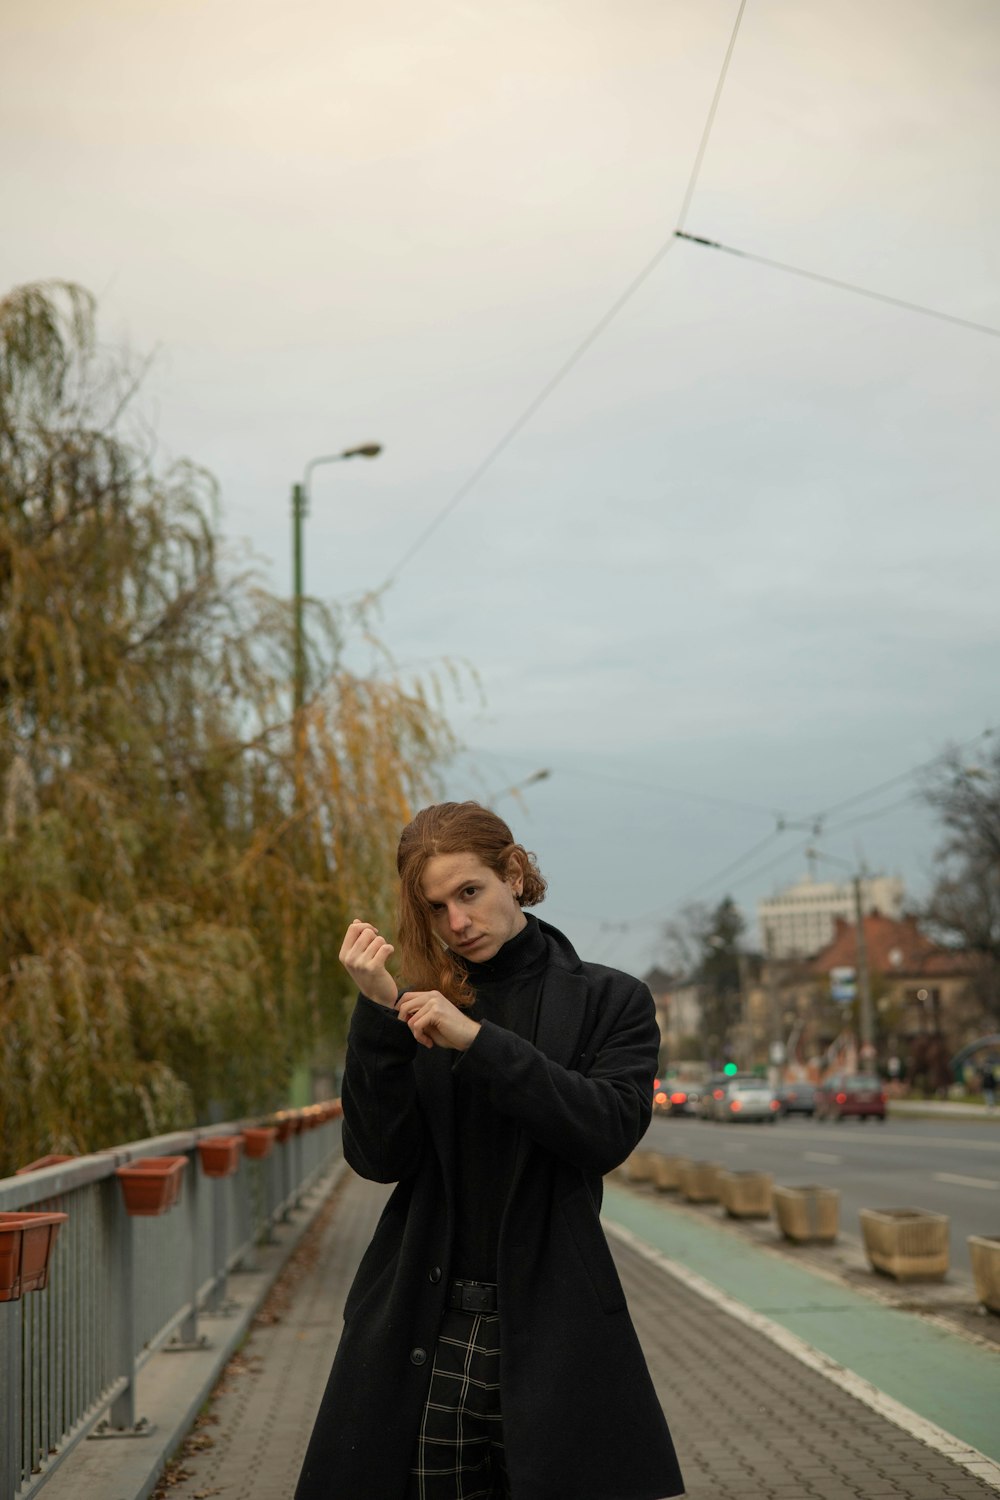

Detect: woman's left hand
396,991,481,1051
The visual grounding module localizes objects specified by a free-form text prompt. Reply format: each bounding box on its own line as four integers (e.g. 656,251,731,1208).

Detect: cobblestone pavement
159,1171,999,1500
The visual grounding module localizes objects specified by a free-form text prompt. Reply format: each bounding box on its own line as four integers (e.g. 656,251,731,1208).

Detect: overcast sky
4,0,998,974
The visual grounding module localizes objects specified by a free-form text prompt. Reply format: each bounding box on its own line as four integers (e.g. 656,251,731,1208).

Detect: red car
815,1073,887,1122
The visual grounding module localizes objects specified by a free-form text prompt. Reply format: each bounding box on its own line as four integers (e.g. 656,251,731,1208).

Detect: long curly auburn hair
396,801,547,1008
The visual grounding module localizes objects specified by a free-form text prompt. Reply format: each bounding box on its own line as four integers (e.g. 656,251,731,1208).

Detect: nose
447,903,468,933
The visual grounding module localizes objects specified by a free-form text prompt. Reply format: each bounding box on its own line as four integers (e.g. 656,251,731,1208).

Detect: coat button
410,1347,427,1366
428,1266,442,1284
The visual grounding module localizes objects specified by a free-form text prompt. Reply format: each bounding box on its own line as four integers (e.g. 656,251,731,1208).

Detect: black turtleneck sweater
450,913,548,1282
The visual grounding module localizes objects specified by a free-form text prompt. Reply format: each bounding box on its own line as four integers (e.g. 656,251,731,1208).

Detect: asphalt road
641,1112,1000,1279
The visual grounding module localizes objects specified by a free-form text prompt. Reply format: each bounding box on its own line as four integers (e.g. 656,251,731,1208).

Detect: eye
462,886,479,898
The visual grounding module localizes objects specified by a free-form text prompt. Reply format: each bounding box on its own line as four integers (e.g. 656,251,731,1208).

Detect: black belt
447,1279,499,1313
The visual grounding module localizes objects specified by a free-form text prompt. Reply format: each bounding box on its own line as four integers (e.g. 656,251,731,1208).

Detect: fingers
339,919,391,967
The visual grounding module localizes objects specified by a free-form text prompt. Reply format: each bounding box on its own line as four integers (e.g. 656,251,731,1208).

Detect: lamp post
291,443,382,717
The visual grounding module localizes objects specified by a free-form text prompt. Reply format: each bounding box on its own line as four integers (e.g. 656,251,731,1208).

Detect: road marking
605,1219,1000,1493
933,1171,1000,1191
771,1128,1000,1153
803,1151,842,1164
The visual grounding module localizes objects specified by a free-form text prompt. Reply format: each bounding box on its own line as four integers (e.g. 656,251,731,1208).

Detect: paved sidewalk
157,1170,1000,1500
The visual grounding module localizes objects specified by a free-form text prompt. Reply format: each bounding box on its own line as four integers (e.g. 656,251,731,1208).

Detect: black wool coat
295,919,684,1500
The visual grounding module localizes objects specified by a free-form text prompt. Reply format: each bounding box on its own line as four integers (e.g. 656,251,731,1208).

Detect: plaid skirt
405,1306,510,1500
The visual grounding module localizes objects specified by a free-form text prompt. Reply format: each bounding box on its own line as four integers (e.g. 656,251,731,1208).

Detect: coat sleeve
453,979,656,1176
340,993,425,1183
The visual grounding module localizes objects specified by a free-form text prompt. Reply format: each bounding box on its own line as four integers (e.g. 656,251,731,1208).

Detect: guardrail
0,1105,343,1500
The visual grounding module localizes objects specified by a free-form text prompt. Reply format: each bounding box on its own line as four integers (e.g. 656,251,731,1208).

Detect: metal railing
0,1107,343,1499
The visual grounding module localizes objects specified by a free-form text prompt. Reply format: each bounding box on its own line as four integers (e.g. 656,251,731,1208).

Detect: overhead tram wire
376,0,750,590
674,232,1000,341
584,726,998,940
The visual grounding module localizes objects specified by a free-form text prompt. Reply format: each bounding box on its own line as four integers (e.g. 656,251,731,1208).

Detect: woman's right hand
339,919,398,1008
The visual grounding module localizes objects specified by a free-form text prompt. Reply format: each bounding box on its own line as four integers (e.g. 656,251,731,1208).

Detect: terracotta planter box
15,1155,76,1175
116,1156,187,1216
197,1136,242,1178
718,1170,774,1219
0,1212,69,1301
968,1235,1000,1314
650,1154,688,1193
773,1185,840,1243
679,1160,722,1203
859,1208,949,1281
274,1116,296,1143
242,1127,277,1160
330,1099,343,1119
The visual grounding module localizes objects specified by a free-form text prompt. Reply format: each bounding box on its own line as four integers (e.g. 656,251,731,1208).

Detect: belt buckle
457,1281,496,1313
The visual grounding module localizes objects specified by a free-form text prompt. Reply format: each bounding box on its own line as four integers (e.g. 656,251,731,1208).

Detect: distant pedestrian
981,1060,997,1111
295,800,684,1500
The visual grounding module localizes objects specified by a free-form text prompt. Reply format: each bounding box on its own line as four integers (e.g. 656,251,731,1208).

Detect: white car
716,1076,781,1124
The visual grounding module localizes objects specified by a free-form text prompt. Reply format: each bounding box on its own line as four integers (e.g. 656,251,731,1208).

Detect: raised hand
339,919,398,1008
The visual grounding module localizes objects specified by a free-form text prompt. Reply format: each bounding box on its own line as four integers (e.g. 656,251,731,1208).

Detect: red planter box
273,1116,296,1143
115,1156,187,1216
15,1155,76,1175
242,1127,277,1160
197,1136,242,1178
0,1212,69,1301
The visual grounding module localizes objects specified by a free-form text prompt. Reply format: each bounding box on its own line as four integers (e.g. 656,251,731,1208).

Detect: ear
507,854,524,899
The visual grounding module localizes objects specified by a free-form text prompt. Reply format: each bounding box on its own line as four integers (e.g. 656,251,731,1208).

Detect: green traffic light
723,1062,738,1075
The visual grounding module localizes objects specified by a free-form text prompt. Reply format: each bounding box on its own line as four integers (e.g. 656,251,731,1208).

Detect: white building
757,874,905,960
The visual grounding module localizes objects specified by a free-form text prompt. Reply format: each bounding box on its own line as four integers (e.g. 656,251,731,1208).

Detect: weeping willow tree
0,281,455,1175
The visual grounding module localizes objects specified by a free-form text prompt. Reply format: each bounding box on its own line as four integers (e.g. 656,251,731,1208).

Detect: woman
295,801,683,1500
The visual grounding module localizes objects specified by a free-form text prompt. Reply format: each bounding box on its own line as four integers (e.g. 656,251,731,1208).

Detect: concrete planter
623,1150,655,1183
968,1236,1000,1314
679,1160,722,1203
773,1185,840,1243
718,1170,774,1218
650,1154,688,1193
859,1208,949,1281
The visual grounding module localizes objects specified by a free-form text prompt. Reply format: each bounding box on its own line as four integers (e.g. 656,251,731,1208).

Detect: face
420,852,526,962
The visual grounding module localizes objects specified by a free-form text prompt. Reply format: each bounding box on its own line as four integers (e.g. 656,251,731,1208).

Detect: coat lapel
533,963,591,1070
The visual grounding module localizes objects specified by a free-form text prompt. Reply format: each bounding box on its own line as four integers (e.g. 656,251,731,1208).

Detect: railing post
108,1201,137,1431
2,1299,23,1500
166,1154,207,1352
207,1174,229,1314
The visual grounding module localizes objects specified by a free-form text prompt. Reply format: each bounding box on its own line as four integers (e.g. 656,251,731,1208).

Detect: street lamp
291,444,382,716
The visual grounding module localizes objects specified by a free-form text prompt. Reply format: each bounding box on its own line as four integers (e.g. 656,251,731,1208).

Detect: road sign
830,966,857,1004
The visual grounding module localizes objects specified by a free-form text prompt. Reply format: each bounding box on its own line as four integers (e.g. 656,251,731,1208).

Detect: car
776,1082,816,1117
816,1073,886,1122
665,1083,702,1117
652,1077,701,1116
700,1074,731,1120
717,1075,781,1124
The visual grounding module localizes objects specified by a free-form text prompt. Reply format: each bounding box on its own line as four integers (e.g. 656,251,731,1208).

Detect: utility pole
853,874,876,1065
736,949,751,1069
764,925,783,1087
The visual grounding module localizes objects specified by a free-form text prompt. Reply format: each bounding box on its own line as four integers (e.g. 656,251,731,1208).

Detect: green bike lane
601,1179,1000,1465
